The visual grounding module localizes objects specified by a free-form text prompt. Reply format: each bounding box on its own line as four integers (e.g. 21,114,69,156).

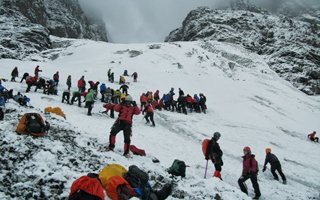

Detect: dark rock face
0,0,107,59
0,8,51,59
165,5,320,95
1,0,107,41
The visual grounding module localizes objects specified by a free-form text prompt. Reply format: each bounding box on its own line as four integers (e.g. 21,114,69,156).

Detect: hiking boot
105,146,114,151
252,195,260,199
123,152,131,158
283,180,287,185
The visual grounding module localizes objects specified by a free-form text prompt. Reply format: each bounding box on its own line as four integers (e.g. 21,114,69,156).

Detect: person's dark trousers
238,174,261,197
109,120,132,155
0,108,4,120
86,101,94,115
26,84,32,93
145,112,155,126
110,108,114,118
71,94,81,107
62,91,70,104
271,162,286,181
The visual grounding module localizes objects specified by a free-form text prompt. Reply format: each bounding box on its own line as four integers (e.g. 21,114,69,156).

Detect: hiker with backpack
77,76,86,93
66,75,71,91
100,83,107,102
26,76,37,93
308,131,318,142
11,66,19,82
199,93,207,114
204,132,223,180
144,103,155,127
85,89,95,116
106,95,140,157
140,93,148,113
53,71,59,85
262,148,287,184
238,146,261,199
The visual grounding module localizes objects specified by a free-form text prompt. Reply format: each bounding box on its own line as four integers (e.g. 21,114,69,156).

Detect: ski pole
204,160,208,178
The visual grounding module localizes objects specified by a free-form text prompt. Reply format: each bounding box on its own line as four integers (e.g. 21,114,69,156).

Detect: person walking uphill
106,95,140,157
204,132,223,180
238,146,261,200
262,148,287,184
144,103,155,127
11,67,18,82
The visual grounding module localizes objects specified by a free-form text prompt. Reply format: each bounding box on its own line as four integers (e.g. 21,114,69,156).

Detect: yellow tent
44,106,66,119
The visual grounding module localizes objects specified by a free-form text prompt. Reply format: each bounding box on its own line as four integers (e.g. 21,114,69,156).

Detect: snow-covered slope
0,37,320,199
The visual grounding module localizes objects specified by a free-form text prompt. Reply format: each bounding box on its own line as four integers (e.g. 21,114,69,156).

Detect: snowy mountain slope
1,38,320,199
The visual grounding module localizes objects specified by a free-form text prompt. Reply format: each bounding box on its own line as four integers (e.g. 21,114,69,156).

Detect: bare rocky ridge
0,0,107,60
165,3,320,95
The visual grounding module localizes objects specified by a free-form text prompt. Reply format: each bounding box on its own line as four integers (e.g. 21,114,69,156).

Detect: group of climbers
203,132,289,199
3,65,319,200
108,68,138,84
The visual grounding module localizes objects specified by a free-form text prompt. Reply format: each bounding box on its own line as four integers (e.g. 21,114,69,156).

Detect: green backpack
168,159,186,177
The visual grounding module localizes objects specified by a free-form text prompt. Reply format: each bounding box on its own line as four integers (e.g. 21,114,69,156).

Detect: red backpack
202,139,210,156
69,174,105,200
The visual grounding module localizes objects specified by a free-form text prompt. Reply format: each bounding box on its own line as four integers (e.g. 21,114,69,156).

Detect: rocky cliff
0,0,107,59
165,3,320,95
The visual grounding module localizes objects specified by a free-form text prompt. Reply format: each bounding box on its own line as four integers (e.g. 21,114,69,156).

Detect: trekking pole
204,160,208,178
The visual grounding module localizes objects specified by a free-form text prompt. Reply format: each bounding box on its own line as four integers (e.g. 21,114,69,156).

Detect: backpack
124,165,150,199
69,174,105,200
129,145,146,156
168,159,186,177
202,139,210,157
16,113,49,137
106,175,135,200
99,164,128,188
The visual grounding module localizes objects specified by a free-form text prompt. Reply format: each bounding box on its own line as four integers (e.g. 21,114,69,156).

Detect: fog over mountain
79,0,320,43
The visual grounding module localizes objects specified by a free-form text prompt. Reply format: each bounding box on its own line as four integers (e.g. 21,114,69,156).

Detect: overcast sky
79,0,320,43
79,0,227,43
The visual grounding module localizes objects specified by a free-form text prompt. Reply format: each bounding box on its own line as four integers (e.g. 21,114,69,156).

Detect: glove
205,155,209,160
262,167,266,172
132,101,137,107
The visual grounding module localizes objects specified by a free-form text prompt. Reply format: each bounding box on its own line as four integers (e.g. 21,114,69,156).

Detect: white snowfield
0,37,319,200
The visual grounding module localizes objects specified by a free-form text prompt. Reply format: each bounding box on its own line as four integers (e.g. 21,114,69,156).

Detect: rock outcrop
165,3,320,95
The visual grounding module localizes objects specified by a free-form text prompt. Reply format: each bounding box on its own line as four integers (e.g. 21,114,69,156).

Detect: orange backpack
69,175,105,200
106,176,135,200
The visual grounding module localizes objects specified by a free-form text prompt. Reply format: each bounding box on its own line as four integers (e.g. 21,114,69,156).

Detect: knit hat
213,132,221,140
243,146,251,154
